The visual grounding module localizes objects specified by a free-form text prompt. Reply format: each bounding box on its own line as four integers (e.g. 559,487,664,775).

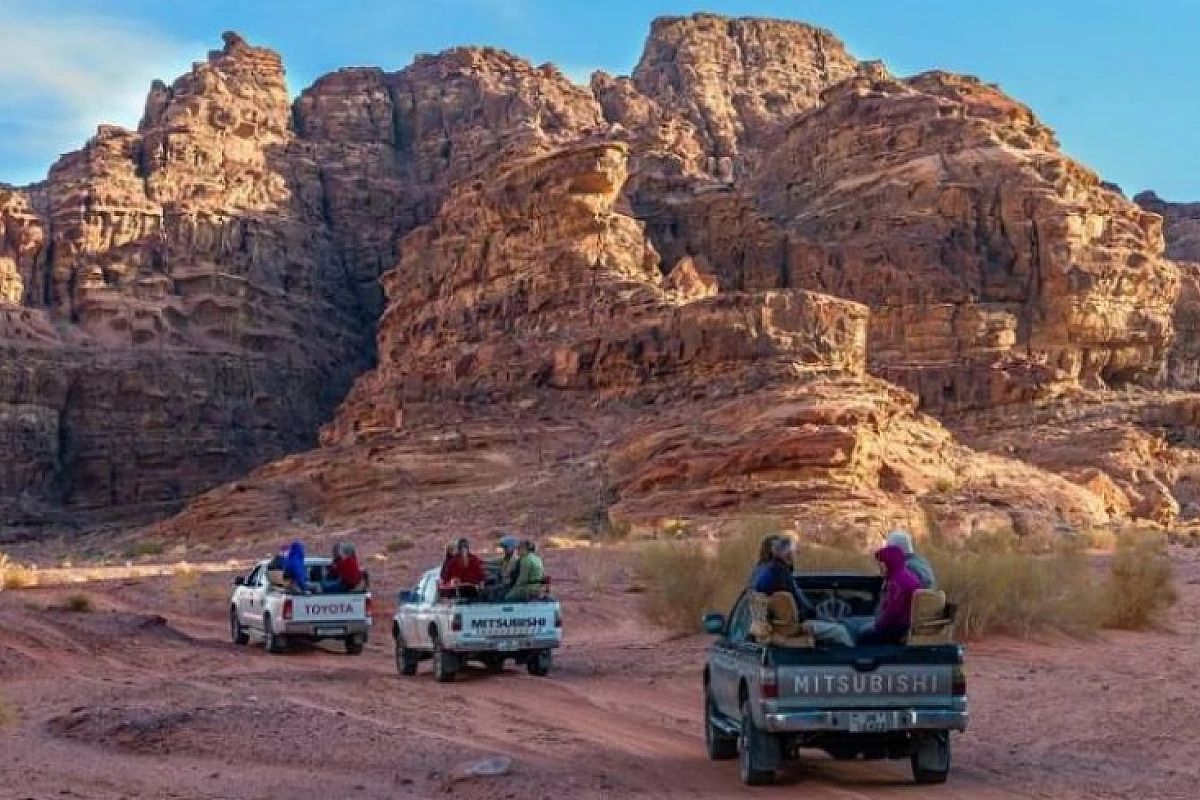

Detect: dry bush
126,540,165,558
0,694,17,729
62,593,94,613
385,536,414,553
1100,531,1177,630
576,547,630,594
0,552,38,590
636,519,1176,639
169,570,201,601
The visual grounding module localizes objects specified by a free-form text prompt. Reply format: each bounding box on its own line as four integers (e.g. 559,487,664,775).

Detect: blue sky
0,0,1195,198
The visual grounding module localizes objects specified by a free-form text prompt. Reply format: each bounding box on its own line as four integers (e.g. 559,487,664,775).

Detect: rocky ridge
3,14,1199,541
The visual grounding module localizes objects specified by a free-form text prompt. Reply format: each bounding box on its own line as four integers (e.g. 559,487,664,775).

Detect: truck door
237,564,264,627
712,594,752,716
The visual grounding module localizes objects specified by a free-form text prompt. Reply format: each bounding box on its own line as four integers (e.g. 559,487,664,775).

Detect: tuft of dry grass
577,546,629,594
0,693,17,729
0,552,38,590
1100,530,1177,630
636,520,1177,640
61,593,94,613
385,536,414,553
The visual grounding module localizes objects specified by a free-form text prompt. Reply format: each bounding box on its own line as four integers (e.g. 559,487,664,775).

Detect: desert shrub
126,540,165,558
0,694,16,729
0,553,37,590
1099,531,1177,630
928,545,1100,640
577,547,628,594
636,522,1176,639
385,536,414,553
62,593,94,613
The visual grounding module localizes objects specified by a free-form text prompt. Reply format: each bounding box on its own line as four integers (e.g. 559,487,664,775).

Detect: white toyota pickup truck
230,557,372,655
391,566,562,682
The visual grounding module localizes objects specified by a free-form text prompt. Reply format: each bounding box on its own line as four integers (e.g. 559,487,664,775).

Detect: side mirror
397,590,417,604
233,576,245,586
702,612,726,635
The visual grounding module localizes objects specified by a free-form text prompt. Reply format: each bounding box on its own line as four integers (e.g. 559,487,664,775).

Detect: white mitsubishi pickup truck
391,566,562,682
229,558,372,655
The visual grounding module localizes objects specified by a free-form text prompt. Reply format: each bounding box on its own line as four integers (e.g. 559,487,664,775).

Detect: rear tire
739,701,777,786
394,633,419,676
911,732,951,784
230,607,249,646
433,640,458,683
263,615,285,654
705,692,737,760
526,650,552,677
345,635,364,655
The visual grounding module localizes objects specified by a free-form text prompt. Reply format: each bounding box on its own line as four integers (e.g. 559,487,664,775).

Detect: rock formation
4,15,1199,541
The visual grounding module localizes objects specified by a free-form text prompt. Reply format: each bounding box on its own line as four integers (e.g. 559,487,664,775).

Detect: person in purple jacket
857,545,921,646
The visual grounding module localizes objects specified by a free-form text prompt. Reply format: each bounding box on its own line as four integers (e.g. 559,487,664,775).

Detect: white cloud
0,4,199,182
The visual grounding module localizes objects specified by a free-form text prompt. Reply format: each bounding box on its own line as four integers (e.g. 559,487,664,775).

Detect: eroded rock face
1137,191,1200,263
0,33,374,521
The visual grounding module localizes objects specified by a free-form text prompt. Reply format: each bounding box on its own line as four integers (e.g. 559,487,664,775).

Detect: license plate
847,712,891,733
497,640,519,651
316,626,347,637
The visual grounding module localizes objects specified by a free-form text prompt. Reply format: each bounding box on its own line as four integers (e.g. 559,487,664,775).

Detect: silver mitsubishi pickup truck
702,573,968,786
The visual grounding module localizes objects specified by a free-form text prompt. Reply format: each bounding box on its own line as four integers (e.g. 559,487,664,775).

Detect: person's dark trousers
856,625,909,646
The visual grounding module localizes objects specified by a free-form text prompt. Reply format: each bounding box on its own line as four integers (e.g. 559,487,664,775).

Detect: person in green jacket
504,539,545,601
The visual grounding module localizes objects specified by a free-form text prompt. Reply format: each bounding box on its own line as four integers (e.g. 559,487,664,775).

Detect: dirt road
2,549,1198,799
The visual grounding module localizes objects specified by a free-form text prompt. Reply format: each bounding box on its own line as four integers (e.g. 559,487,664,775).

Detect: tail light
451,613,462,632
554,611,562,628
364,596,373,619
282,598,293,621
760,667,779,700
952,665,966,697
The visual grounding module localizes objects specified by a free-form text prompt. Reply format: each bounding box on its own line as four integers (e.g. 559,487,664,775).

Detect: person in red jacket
329,542,364,592
440,538,485,597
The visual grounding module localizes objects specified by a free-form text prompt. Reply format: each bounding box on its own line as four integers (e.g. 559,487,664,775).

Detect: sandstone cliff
4,15,1198,542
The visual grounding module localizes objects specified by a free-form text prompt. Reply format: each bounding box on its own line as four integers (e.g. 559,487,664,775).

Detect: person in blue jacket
282,541,310,593
750,536,818,620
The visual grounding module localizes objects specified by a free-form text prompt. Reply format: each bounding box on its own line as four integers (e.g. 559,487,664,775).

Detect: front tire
230,607,249,646
911,732,951,785
739,701,777,786
433,640,458,683
345,635,364,655
705,692,737,760
526,650,552,677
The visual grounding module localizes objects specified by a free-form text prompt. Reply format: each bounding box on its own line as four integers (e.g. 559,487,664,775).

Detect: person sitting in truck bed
328,542,365,592
504,539,546,601
856,545,921,646
440,538,486,598
751,537,854,646
886,530,937,589
282,540,311,594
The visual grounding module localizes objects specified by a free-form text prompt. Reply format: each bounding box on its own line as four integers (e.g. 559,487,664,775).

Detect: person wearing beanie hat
886,530,936,589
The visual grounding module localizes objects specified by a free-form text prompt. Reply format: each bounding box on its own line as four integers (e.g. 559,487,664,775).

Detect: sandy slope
1,549,1198,800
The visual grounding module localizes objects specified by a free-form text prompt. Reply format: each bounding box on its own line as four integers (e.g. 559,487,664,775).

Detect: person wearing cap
886,530,936,589
504,539,546,602
496,535,520,585
751,536,853,647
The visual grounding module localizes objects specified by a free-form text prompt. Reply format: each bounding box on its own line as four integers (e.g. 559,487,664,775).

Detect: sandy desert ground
1,540,1198,800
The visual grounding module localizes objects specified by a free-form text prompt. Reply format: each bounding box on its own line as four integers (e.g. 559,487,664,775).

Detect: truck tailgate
458,602,559,641
291,595,367,622
775,646,964,711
